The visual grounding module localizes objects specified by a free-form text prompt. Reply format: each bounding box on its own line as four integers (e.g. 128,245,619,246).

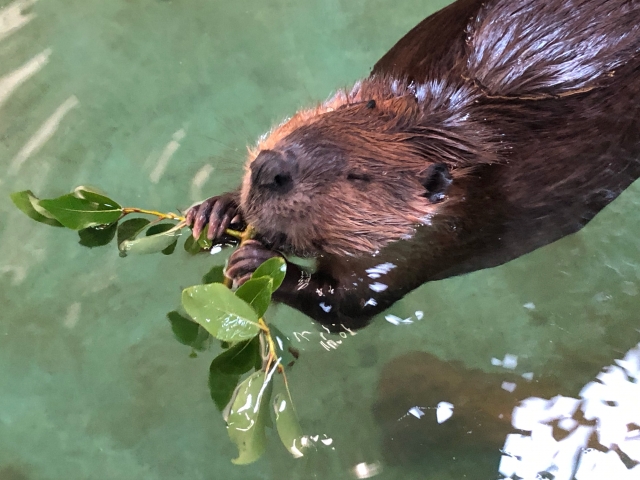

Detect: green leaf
273,384,306,458
269,325,298,369
162,239,178,255
235,276,273,318
252,257,287,293
28,195,60,220
184,229,214,253
117,218,150,247
197,229,213,249
10,191,63,227
184,234,202,255
39,194,122,229
211,373,242,414
167,310,200,345
78,222,117,248
227,370,273,465
73,186,122,209
167,310,211,351
282,254,318,274
192,325,212,351
209,336,260,411
181,283,261,342
120,224,180,255
212,336,261,375
202,265,225,284
146,223,178,255
145,223,174,236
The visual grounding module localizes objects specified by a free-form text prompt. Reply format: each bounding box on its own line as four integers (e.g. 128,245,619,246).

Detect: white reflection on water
8,95,79,176
149,128,186,184
407,406,424,419
384,311,425,326
365,262,396,279
190,163,214,202
353,461,382,479
368,282,388,293
0,0,37,43
501,381,517,393
63,301,81,329
491,353,518,369
0,48,50,110
499,342,640,479
319,302,332,313
436,401,454,424
384,314,413,325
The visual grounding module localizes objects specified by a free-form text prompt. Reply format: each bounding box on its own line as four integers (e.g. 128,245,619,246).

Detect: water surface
1,0,639,479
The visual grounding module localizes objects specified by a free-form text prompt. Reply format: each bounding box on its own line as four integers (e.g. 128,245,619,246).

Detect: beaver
186,0,640,330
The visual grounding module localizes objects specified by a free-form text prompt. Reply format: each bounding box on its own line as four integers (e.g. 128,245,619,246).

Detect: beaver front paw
185,193,242,241
225,239,281,287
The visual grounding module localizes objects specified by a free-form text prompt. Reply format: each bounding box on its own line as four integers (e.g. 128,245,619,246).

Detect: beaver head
240,78,495,257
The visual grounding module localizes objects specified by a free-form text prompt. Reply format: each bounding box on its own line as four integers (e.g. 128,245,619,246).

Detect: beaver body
187,0,640,330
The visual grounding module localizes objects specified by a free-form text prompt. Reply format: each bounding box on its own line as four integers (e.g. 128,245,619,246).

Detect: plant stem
122,207,185,222
214,222,281,370
224,228,244,240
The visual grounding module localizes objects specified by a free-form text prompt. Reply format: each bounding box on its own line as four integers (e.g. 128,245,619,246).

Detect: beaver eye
420,163,452,203
346,172,371,182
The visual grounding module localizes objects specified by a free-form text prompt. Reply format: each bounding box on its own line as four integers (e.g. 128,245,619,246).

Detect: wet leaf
120,225,180,255
235,276,273,318
273,384,305,458
184,234,202,255
209,336,260,411
146,223,178,255
167,310,200,345
117,218,150,247
197,229,213,249
167,310,211,351
227,370,273,464
10,191,63,227
192,325,212,351
78,222,117,247
72,186,121,209
269,325,298,369
282,254,318,274
162,239,178,255
145,223,175,235
213,336,261,375
252,257,287,292
181,283,261,342
202,265,225,284
39,193,122,229
212,373,243,414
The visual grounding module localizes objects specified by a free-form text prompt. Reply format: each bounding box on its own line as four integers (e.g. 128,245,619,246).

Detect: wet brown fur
225,0,640,329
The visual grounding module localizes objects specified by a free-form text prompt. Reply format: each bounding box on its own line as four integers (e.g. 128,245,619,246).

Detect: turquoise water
1,0,639,478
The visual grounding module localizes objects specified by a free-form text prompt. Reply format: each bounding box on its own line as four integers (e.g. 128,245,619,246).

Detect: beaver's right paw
225,239,281,287
185,193,241,241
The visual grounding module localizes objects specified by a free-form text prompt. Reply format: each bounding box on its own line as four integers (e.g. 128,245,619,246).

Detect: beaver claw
185,193,242,241
226,239,281,287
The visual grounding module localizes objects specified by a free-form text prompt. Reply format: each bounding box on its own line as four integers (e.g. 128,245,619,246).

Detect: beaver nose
250,149,295,194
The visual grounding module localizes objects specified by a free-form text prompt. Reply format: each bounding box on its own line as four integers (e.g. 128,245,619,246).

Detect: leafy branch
10,186,306,464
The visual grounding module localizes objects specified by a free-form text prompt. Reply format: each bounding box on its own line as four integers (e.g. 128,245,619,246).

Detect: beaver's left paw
225,240,281,287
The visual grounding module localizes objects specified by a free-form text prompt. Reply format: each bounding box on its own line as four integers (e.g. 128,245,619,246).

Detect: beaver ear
420,163,452,203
